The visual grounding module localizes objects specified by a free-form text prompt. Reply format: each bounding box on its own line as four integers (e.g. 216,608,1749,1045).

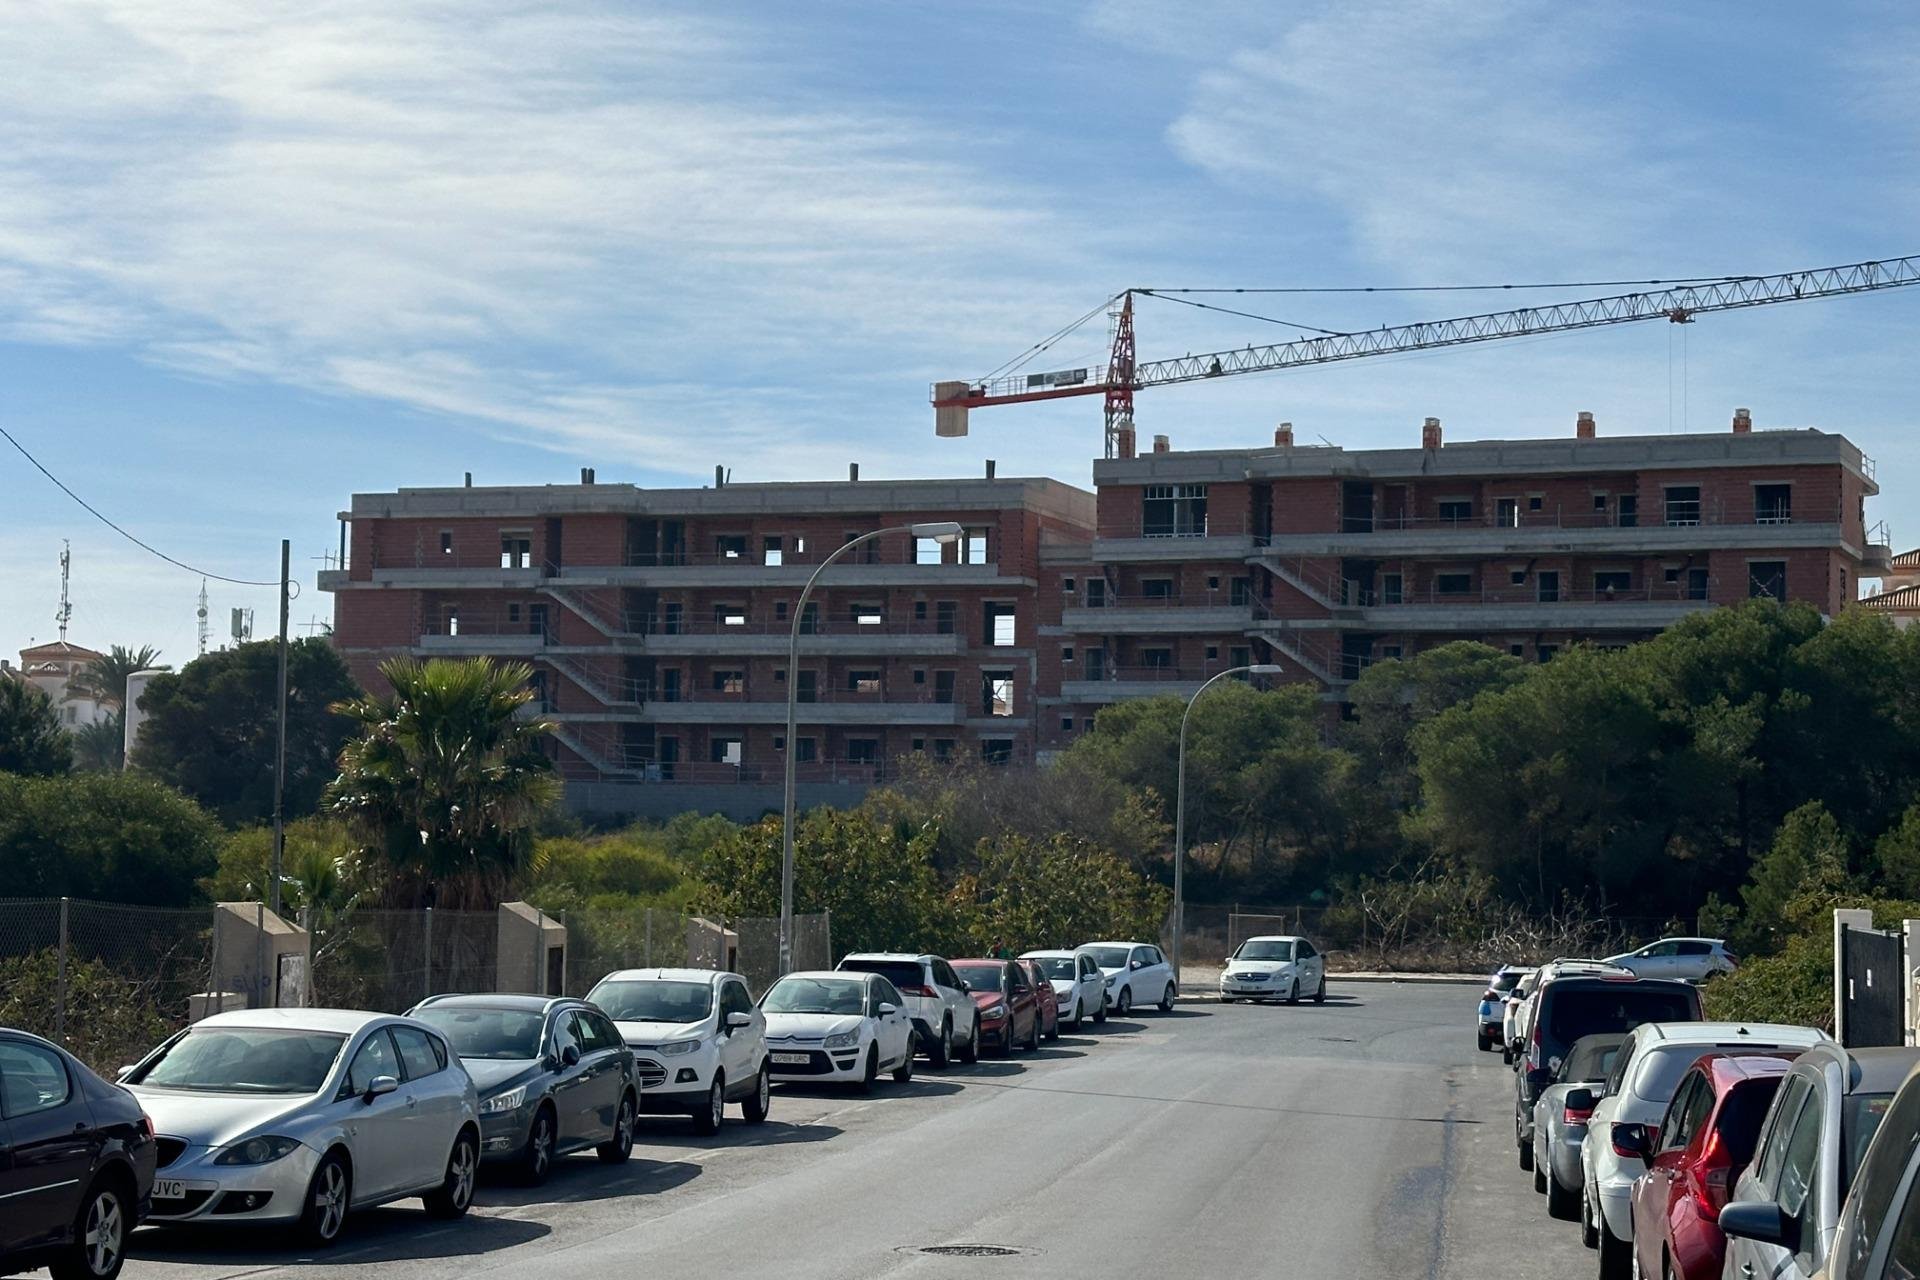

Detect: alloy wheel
616,1096,635,1154
710,1080,725,1130
531,1113,553,1178
83,1190,123,1277
315,1161,347,1240
450,1138,477,1209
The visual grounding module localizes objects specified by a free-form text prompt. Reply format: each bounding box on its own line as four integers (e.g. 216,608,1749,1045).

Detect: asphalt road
109,983,1589,1280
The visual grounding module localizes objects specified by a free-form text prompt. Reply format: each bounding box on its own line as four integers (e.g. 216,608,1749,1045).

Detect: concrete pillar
497,902,569,996
1904,919,1920,1046
1835,907,1874,1043
211,902,310,1010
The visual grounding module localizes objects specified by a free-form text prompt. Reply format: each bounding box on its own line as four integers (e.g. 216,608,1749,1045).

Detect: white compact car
836,953,980,1066
1081,941,1176,1016
588,968,772,1136
760,971,917,1090
1218,935,1326,1004
125,1008,480,1247
1020,949,1108,1029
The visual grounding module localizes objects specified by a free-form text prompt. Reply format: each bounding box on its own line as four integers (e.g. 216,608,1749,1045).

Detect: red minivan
1628,1053,1797,1280
950,959,1042,1056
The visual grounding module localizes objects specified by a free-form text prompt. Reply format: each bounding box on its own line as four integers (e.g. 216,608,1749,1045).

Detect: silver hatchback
125,1008,480,1248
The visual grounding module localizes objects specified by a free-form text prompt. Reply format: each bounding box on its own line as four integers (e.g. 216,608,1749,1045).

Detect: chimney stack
1576,411,1596,441
580,467,595,484
849,462,860,481
1275,422,1294,447
985,459,996,480
1732,407,1752,434
1115,419,1136,459
1422,417,1442,450
463,471,472,487
714,465,725,488
1152,433,1170,454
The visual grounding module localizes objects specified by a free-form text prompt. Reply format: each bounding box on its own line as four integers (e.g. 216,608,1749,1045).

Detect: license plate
770,1052,810,1065
153,1179,188,1201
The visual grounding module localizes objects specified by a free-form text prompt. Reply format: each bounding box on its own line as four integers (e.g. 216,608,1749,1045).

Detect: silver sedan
124,1008,480,1247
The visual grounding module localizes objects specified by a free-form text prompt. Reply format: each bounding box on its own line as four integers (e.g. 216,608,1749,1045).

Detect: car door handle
405,1095,417,1109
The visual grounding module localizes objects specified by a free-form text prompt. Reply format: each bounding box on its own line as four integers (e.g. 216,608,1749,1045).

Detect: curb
1178,972,1484,1000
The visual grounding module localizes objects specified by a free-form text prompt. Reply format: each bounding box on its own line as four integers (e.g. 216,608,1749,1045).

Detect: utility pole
269,540,290,919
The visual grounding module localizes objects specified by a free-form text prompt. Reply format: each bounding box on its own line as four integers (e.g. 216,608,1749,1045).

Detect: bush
0,950,179,1074
0,771,222,904
1701,932,1832,1031
949,833,1170,955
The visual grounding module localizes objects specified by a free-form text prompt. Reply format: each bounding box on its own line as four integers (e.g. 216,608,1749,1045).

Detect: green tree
70,644,165,709
1343,641,1526,809
133,639,359,824
949,833,1170,955
1737,801,1854,952
70,712,125,772
205,817,367,914
0,771,222,904
1875,803,1920,899
325,657,561,909
0,678,73,776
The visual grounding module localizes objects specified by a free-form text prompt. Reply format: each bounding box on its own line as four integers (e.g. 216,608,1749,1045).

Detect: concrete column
1904,919,1920,1046
1835,907,1874,1044
211,902,310,1010
497,902,568,995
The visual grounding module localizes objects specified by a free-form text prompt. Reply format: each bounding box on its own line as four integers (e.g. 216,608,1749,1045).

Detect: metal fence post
423,907,434,1002
644,908,653,968
255,901,266,1009
55,897,70,1045
824,909,831,967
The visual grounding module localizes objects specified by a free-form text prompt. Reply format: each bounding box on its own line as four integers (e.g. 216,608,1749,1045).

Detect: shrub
0,950,179,1075
1702,932,1832,1031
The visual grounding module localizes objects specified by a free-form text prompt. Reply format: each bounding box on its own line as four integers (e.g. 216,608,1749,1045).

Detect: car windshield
590,980,713,1024
1545,987,1697,1048
838,959,925,991
1234,941,1294,962
1491,970,1523,993
1032,957,1077,980
135,1027,347,1093
763,977,867,1015
1563,1038,1624,1081
413,1007,545,1060
951,963,1006,991
1083,946,1131,969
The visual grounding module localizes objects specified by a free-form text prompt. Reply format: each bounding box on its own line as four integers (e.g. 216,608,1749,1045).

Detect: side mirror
364,1074,399,1101
1612,1122,1655,1161
1130,959,1144,971
1547,1055,1563,1075
561,1044,582,1067
1718,1201,1798,1252
1564,1087,1596,1113
726,1011,753,1028
877,1003,897,1017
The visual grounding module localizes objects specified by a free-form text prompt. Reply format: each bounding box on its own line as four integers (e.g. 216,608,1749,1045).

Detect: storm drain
902,1244,1040,1258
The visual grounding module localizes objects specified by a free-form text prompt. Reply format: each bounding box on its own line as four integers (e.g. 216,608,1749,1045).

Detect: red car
1628,1053,1796,1280
950,959,1042,1056
1019,959,1061,1042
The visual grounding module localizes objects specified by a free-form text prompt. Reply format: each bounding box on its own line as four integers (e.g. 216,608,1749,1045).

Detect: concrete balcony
1091,534,1256,563
1061,604,1254,634
1059,678,1205,703
622,630,967,657
1256,519,1851,560
622,699,966,726
1251,598,1712,634
318,566,548,591
553,563,1028,589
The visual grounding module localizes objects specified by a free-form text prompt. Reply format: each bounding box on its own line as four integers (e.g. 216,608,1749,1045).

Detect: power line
0,421,282,587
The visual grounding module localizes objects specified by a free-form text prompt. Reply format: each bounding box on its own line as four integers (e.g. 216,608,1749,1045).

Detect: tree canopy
0,771,222,904
0,679,72,777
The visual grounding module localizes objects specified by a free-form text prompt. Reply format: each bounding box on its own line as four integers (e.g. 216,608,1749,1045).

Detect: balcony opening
1618,495,1638,528
1229,645,1251,668
932,739,954,761
440,530,454,557
1141,578,1174,601
1594,570,1632,596
1687,567,1709,601
763,536,783,566
963,528,990,564
853,603,884,626
1435,572,1473,596
846,738,879,765
935,600,956,635
443,606,460,636
1495,498,1519,528
1748,560,1787,601
500,531,533,569
712,670,745,695
980,738,1013,765
1061,646,1075,664
1538,645,1558,663
1664,486,1701,526
849,670,882,695
915,536,945,565
1085,579,1107,608
1143,483,1208,538
1437,499,1473,525
1381,572,1403,605
796,670,817,703
796,737,817,762
799,602,819,635
1341,482,1374,534
983,671,1014,716
716,534,747,560
1085,648,1107,681
1755,484,1793,524
657,736,678,779
1230,577,1252,606
1142,647,1172,670
710,736,743,767
662,602,682,635
933,670,956,704
985,602,1017,646
1537,571,1561,603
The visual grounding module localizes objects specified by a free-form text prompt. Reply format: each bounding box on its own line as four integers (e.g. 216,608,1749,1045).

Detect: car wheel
1597,1216,1631,1280
1093,995,1108,1025
741,1064,771,1124
598,1092,637,1160
1286,980,1300,1006
929,1018,952,1069
1546,1169,1578,1221
297,1151,351,1247
1580,1185,1600,1250
1045,1010,1060,1041
1068,998,1083,1030
893,1038,916,1083
1159,983,1176,1013
860,1044,880,1092
49,1177,130,1280
957,1016,980,1063
1025,1013,1041,1052
691,1075,725,1137
1220,996,1235,1004
1313,976,1326,1003
1534,1163,1547,1195
520,1104,556,1184
424,1130,477,1219
1517,1125,1534,1171
1115,987,1132,1017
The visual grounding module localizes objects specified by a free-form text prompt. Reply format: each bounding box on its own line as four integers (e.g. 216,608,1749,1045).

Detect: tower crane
930,255,1920,459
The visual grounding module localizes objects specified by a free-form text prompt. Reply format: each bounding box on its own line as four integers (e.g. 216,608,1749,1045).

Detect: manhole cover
901,1244,1040,1258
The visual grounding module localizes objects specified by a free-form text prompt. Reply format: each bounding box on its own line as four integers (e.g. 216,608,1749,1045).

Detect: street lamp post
780,519,963,976
1172,663,1284,993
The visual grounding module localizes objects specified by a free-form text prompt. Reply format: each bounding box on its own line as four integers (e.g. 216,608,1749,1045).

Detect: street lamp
780,519,964,975
1171,663,1284,993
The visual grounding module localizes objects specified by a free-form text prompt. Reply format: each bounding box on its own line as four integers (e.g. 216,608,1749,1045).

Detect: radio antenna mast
55,541,72,643
196,579,210,656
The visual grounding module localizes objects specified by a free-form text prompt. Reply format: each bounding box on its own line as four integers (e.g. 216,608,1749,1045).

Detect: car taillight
1611,1123,1657,1159
903,985,938,998
1563,1102,1594,1126
1692,1125,1736,1219
1722,953,1739,969
1483,989,1499,1001
139,1114,154,1138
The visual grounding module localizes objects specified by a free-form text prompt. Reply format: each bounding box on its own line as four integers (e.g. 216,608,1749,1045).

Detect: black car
0,1028,156,1280
408,994,637,1184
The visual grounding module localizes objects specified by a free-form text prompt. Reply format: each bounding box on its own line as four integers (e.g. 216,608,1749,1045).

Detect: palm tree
71,645,165,710
70,712,125,771
324,657,561,910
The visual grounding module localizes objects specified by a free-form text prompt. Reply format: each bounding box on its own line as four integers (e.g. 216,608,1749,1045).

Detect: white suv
836,953,979,1067
1082,941,1177,1016
588,968,772,1136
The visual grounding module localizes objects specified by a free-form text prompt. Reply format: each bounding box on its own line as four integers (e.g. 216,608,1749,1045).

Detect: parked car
0,1028,155,1280
950,959,1043,1055
1019,949,1108,1030
1017,960,1061,1041
836,953,980,1067
407,994,636,1183
1478,965,1530,1052
1529,1031,1626,1218
1603,937,1738,983
1513,967,1699,1170
1579,1021,1827,1279
588,968,771,1136
1624,1052,1794,1280
1509,959,1630,1064
123,1008,479,1247
1820,1053,1920,1280
1217,935,1327,1005
1717,1042,1918,1280
760,971,916,1090
1503,968,1541,1063
1080,941,1176,1016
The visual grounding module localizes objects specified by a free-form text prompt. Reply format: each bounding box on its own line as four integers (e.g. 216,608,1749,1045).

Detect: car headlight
1106,975,1120,988
214,1135,301,1166
983,1003,1007,1019
479,1085,528,1114
658,1038,704,1057
823,1031,860,1050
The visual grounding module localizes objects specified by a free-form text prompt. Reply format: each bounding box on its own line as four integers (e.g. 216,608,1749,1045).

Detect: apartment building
1036,409,1885,753
320,470,1094,812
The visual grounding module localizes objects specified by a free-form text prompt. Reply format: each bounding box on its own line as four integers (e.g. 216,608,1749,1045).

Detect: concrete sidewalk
1178,964,1484,998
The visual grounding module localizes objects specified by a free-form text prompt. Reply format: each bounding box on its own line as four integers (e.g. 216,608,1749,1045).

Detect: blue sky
4,0,1918,665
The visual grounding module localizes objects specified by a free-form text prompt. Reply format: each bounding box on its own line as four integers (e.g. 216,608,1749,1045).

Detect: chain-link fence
305,909,501,1013
0,898,214,1074
559,908,832,998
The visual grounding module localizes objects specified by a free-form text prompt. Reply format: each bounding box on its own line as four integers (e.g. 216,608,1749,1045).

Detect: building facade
1,641,110,728
324,411,1887,814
